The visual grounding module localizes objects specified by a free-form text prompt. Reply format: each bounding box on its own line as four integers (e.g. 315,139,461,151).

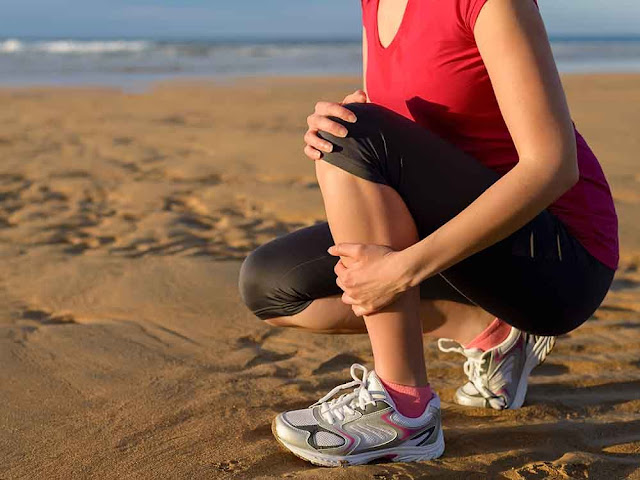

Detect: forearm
403,159,578,287
397,0,583,287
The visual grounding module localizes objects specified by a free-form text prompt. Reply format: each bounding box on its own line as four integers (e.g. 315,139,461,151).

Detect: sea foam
0,39,150,54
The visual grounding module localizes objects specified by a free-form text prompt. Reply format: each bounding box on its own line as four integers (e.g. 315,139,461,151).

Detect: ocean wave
39,40,150,54
153,43,354,59
0,38,151,54
0,39,24,53
0,38,360,58
3,37,637,64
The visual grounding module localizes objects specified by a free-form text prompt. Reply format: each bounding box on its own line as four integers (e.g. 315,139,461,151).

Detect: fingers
342,89,368,105
304,129,333,153
303,97,362,161
352,306,367,317
347,301,372,318
341,293,358,306
314,101,358,123
304,144,322,160
307,113,349,138
332,261,351,294
341,292,376,317
328,243,365,259
302,118,342,160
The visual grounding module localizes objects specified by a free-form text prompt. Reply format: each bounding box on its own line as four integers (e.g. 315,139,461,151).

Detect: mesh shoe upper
273,364,441,457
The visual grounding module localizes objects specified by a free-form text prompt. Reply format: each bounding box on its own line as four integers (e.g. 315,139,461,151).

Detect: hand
328,243,412,317
304,89,368,160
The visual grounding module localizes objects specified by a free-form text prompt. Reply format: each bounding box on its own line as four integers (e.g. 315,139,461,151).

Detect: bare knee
314,158,363,197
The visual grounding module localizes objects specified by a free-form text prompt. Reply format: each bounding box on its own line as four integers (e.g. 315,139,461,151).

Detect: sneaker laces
437,339,507,409
309,364,376,424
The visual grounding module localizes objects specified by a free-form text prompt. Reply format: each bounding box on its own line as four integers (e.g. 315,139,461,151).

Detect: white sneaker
272,364,445,467
438,327,555,410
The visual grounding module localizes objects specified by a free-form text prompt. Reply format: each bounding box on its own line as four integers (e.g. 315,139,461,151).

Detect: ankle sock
379,378,434,418
464,317,512,352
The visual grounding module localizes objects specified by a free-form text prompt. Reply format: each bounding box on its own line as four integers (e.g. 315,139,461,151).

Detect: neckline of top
374,0,414,52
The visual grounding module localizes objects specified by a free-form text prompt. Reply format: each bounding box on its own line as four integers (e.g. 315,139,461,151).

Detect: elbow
559,152,580,191
563,134,580,189
559,159,580,192
552,139,579,192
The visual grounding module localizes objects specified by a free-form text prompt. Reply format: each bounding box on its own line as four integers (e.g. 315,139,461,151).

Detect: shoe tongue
365,371,391,402
465,347,486,358
439,338,482,357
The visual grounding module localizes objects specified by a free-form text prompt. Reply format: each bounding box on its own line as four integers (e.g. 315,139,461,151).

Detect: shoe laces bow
310,363,376,424
438,339,507,410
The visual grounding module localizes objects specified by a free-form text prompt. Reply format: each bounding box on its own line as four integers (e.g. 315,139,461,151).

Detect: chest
376,0,410,49
366,0,495,117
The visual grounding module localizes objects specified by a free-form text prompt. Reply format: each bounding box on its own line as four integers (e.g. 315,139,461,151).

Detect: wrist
395,247,423,291
401,240,437,289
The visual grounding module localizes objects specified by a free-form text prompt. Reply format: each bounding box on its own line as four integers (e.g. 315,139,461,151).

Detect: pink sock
465,317,512,352
379,378,434,418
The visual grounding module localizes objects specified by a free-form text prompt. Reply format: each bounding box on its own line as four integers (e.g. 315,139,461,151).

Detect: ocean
1,36,640,89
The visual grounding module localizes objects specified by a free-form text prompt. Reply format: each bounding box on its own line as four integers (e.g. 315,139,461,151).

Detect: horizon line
2,34,640,43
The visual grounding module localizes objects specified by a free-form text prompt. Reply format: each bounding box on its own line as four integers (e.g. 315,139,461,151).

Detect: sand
0,74,639,479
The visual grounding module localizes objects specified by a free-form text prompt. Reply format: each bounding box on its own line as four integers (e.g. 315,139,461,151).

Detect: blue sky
0,0,638,38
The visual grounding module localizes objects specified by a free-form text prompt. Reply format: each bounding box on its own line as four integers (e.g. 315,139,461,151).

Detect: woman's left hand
328,243,412,317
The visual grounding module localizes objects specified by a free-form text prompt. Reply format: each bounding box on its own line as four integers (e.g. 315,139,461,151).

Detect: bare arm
402,0,579,286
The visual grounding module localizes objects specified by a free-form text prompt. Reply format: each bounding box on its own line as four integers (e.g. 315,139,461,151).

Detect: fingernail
324,142,333,152
340,128,348,137
348,115,357,123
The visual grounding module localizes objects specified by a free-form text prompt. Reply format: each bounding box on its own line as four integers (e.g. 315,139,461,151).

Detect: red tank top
362,0,619,270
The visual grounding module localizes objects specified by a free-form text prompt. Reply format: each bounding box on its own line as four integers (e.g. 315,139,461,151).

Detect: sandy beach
1,74,639,479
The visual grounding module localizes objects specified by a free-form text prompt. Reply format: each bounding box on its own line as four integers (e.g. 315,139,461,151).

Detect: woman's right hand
303,89,368,160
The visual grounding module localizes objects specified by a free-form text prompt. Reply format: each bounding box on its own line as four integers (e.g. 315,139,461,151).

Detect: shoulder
456,0,540,36
456,0,490,32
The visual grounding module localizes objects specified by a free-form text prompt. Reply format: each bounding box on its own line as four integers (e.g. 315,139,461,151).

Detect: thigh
442,211,615,335
419,274,475,305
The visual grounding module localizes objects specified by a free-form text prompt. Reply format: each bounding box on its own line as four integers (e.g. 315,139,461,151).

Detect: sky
0,0,638,39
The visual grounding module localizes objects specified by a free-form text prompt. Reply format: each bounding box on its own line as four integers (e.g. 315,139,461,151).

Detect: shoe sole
455,335,556,410
271,418,445,467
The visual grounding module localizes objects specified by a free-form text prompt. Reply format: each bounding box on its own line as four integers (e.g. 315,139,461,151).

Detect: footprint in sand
515,460,588,480
212,459,246,474
237,333,297,369
0,174,31,221
242,424,272,442
22,308,76,325
312,353,367,375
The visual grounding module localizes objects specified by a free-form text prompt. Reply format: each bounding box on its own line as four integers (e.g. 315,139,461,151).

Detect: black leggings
239,103,614,336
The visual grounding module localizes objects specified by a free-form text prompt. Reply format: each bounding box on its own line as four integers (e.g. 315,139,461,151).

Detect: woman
239,0,618,467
